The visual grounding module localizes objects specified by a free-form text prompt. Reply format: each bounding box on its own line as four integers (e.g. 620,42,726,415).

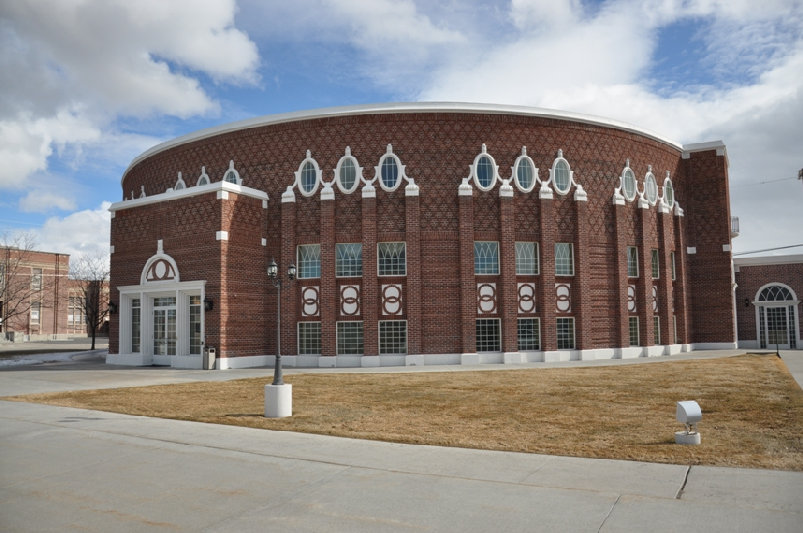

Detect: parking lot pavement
1,348,802,531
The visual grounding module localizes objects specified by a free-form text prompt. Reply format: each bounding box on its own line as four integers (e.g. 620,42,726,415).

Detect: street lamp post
267,258,296,386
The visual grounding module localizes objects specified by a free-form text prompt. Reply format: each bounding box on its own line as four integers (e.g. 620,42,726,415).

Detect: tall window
515,242,539,275
627,246,639,277
651,249,660,279
673,315,678,344
379,320,407,354
31,268,42,290
337,321,364,355
189,295,202,355
517,318,540,351
131,298,141,353
476,319,501,352
671,252,676,281
297,244,321,279
474,242,499,275
653,316,661,345
629,316,640,346
555,243,574,276
30,301,40,324
336,243,363,277
68,296,84,331
378,242,406,276
298,322,321,354
556,317,575,349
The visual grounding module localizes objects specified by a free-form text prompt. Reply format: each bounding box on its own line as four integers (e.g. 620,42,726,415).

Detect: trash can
204,347,216,370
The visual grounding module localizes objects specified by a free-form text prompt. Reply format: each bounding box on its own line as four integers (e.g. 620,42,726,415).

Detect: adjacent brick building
734,255,802,349
107,103,738,369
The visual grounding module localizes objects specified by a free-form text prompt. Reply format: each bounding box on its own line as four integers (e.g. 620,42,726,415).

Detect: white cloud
0,0,259,190
19,190,77,213
32,202,112,264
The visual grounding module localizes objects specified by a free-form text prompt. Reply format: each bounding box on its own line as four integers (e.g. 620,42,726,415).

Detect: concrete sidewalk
1,350,802,531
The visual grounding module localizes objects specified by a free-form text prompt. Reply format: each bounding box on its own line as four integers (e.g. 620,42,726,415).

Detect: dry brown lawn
6,354,803,470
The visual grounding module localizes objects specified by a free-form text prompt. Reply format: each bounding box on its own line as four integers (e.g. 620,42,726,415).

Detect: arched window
512,147,538,193
754,283,799,349
550,150,573,195
663,173,675,208
644,168,658,205
335,147,362,194
223,160,242,185
196,166,210,186
174,172,186,191
471,144,498,192
295,150,321,197
376,144,404,192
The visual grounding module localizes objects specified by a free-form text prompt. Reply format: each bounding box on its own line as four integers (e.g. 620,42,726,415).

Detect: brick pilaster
574,198,591,349
539,196,556,351
361,190,378,356
459,186,476,354
281,192,297,355
405,188,422,354
499,188,517,352
638,202,654,346
613,202,630,348
320,192,336,356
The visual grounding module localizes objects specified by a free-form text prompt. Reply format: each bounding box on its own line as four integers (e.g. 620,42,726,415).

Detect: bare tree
0,233,50,340
70,254,110,350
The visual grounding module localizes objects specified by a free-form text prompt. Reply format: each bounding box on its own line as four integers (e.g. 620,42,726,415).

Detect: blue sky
1,0,802,262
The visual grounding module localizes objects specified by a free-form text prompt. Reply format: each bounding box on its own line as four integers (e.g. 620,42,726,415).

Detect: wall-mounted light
744,298,750,307
108,301,118,314
204,298,214,311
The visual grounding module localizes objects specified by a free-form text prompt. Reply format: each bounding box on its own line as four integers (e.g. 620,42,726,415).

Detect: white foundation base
264,384,292,418
675,431,701,445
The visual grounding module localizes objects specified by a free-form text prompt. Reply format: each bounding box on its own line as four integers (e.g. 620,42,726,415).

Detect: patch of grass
6,354,803,470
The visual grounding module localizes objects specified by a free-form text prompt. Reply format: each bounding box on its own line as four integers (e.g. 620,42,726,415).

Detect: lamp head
287,262,296,280
268,258,278,279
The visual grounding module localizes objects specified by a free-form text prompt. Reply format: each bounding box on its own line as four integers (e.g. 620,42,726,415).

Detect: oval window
553,159,570,193
301,161,317,194
381,156,399,189
645,174,658,204
623,169,636,201
664,179,674,208
516,158,534,190
476,155,494,189
339,158,357,191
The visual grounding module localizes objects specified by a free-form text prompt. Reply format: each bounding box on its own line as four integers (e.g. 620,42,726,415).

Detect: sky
1,0,802,265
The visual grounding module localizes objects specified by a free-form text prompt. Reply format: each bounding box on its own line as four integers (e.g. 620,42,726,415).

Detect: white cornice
122,102,687,184
109,181,268,213
681,140,729,165
734,254,803,267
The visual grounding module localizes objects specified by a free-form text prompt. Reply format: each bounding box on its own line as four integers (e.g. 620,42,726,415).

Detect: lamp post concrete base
264,384,292,418
675,431,701,445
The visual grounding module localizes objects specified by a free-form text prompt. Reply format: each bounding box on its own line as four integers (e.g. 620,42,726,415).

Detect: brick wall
112,110,736,360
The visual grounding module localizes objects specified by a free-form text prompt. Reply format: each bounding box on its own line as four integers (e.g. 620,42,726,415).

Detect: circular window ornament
379,155,400,191
553,159,571,194
623,168,636,201
296,152,321,197
337,157,358,193
645,171,658,205
663,177,674,208
515,157,536,192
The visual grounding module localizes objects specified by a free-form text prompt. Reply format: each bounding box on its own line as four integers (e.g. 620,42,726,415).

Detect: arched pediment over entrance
140,240,180,285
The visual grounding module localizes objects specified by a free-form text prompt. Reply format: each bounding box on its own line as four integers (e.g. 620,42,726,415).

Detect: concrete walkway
1,349,801,532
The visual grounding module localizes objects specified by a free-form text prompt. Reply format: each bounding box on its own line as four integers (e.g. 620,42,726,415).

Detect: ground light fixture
675,400,702,445
265,258,296,418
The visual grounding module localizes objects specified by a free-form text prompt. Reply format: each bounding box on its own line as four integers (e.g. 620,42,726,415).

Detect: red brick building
0,248,73,340
107,103,738,369
735,255,802,349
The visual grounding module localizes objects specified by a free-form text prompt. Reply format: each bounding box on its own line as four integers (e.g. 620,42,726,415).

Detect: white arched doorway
754,284,799,349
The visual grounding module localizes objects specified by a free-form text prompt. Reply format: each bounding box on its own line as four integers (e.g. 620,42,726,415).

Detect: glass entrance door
761,306,791,349
153,297,176,364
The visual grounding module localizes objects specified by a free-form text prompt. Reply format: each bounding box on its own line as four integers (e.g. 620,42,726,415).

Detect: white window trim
297,244,322,279
511,146,540,193
644,167,658,205
295,150,322,197
549,149,579,196
334,147,364,194
377,241,407,277
223,160,242,185
555,243,575,277
515,241,540,275
474,241,500,276
627,246,639,278
378,319,408,355
470,144,500,192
